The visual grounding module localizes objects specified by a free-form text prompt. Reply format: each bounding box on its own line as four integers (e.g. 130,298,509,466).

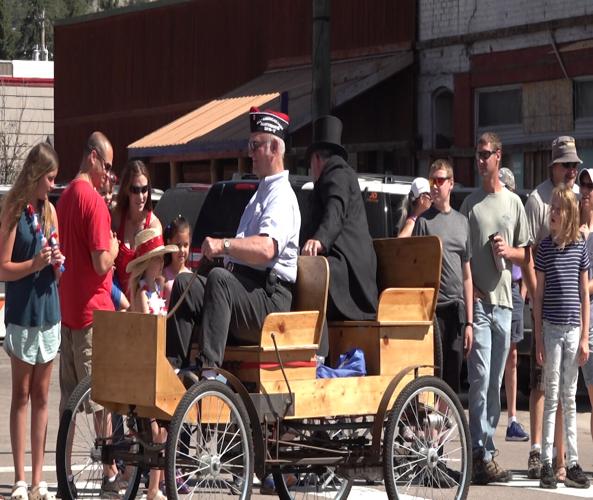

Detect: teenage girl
0,143,64,500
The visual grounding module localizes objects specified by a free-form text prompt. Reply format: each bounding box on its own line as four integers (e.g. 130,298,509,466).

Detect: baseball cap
410,177,430,200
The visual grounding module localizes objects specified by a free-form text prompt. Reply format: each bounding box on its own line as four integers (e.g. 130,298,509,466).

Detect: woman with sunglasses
111,160,162,297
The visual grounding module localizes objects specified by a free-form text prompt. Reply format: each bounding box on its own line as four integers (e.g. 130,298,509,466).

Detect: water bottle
489,232,506,272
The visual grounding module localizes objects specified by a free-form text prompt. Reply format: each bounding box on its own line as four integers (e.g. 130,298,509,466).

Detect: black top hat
306,115,347,160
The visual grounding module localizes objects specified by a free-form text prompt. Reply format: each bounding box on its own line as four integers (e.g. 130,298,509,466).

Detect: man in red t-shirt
57,131,119,418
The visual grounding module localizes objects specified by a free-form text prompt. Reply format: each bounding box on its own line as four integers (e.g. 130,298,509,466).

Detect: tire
433,318,443,378
165,380,254,499
383,376,471,500
272,418,354,500
55,376,143,500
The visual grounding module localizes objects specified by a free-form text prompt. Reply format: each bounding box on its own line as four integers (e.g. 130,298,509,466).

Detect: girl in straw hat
126,228,177,500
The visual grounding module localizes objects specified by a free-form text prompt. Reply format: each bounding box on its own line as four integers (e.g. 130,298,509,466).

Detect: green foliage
0,0,152,60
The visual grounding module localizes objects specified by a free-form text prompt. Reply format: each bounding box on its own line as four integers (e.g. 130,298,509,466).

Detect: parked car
153,183,211,256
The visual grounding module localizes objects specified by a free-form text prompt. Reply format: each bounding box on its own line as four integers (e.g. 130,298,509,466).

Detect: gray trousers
166,267,292,367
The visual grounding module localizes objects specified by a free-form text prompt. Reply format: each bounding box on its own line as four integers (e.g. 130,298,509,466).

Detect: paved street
1,348,593,499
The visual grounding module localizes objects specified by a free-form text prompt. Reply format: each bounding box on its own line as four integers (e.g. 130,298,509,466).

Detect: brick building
417,0,593,188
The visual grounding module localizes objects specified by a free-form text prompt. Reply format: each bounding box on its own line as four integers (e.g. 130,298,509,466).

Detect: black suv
187,174,413,269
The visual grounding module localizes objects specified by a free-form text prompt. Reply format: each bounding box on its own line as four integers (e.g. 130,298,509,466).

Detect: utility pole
312,0,331,128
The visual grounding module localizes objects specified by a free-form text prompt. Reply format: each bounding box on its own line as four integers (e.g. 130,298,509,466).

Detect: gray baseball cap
499,167,516,191
549,136,582,167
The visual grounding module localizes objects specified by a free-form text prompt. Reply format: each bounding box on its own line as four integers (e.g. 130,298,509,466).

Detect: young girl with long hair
0,142,64,500
534,185,590,490
126,228,177,500
162,216,192,308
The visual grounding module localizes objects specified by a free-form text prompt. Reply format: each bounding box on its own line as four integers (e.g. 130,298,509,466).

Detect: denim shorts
581,328,593,386
4,322,61,365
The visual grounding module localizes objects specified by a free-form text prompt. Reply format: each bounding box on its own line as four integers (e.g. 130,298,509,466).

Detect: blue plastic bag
316,348,367,378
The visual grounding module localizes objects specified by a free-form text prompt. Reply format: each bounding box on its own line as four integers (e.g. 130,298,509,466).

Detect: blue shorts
4,322,61,365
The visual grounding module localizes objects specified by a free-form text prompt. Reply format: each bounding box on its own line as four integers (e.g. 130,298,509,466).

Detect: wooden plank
523,79,572,134
260,372,433,419
91,311,187,419
293,256,329,344
373,236,442,321
376,287,435,322
260,311,319,348
378,325,434,376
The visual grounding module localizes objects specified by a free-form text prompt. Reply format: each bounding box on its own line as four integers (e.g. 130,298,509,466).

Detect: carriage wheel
272,417,354,500
383,376,471,500
165,380,254,499
56,376,143,500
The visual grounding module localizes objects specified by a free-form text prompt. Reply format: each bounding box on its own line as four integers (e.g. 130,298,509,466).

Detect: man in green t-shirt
460,132,531,485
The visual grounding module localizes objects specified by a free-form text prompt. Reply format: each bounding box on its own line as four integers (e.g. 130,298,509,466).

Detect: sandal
29,482,55,500
147,490,166,500
11,481,28,500
555,465,567,482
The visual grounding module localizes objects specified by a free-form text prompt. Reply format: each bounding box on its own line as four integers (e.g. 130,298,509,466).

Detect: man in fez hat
167,107,301,369
302,115,378,357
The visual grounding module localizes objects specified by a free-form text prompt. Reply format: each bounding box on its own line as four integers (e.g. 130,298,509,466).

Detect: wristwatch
223,238,231,254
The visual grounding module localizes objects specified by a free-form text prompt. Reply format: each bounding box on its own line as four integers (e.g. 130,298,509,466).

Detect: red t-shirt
57,178,114,329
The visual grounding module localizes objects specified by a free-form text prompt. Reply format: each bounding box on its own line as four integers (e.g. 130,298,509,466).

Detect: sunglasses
248,139,270,152
476,149,498,160
429,176,451,187
129,185,149,195
560,162,578,169
581,181,593,190
88,146,112,172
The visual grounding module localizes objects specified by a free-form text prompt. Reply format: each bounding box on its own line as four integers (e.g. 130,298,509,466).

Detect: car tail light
188,246,202,270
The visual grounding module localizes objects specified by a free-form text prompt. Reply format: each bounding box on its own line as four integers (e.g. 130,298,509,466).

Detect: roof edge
55,0,193,27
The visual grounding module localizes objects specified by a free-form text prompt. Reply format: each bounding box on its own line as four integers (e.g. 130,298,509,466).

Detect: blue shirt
5,208,60,327
230,170,300,282
535,235,590,326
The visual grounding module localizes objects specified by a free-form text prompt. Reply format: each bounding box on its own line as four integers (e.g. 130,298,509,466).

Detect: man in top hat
166,107,300,369
301,115,378,356
523,136,582,479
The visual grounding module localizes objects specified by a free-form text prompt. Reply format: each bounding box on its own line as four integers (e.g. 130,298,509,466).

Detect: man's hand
580,224,591,241
301,239,325,256
463,325,473,359
202,237,224,260
492,234,512,259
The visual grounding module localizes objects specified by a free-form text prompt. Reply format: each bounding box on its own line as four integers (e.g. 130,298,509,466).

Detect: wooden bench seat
328,236,442,377
223,256,329,387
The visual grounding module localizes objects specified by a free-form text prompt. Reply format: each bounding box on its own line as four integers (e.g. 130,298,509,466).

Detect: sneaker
527,449,542,479
505,421,529,442
565,463,590,489
431,461,460,488
539,463,557,489
100,473,128,498
472,450,512,485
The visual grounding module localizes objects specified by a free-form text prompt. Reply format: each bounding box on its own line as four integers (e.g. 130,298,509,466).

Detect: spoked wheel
383,376,471,500
56,376,143,499
165,380,254,499
272,418,355,500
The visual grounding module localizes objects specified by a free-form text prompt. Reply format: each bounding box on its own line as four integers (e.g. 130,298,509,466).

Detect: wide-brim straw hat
126,228,178,274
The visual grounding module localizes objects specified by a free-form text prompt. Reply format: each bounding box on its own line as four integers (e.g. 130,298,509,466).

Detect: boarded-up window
522,79,573,134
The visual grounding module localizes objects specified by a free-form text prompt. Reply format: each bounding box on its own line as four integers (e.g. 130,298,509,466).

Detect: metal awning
128,51,413,162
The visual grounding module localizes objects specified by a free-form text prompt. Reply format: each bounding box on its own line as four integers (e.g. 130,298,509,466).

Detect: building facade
0,60,54,183
417,0,593,188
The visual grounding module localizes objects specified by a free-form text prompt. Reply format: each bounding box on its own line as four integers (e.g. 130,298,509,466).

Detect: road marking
492,474,593,497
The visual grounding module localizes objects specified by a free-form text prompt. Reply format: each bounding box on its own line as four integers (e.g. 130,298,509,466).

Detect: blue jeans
542,320,580,467
468,301,512,460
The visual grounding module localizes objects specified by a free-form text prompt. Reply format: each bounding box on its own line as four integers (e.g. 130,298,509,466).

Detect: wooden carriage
57,236,471,500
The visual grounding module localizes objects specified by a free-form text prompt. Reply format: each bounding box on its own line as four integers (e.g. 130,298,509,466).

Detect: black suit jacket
303,155,378,320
